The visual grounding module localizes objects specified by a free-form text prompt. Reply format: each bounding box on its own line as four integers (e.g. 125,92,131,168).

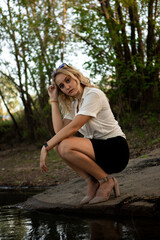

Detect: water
0,190,160,240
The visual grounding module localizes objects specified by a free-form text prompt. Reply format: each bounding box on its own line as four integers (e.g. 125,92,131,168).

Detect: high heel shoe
80,176,99,205
89,176,120,204
80,195,95,205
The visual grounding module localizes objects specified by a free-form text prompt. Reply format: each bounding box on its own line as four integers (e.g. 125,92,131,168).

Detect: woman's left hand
48,84,58,101
40,146,48,172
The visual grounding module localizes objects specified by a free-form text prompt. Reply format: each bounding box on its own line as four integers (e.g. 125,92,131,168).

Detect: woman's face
55,73,82,98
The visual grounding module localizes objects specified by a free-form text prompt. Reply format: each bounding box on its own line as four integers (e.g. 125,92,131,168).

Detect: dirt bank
0,143,78,187
0,134,160,188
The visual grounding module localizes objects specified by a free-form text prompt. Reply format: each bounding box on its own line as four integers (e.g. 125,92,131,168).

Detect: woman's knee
58,138,72,158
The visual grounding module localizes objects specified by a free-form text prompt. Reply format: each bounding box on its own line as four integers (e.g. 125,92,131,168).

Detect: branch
0,88,22,140
99,0,119,24
0,70,36,110
115,0,132,65
33,4,109,59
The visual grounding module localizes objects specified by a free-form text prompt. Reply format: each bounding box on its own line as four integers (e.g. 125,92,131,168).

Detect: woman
40,63,129,205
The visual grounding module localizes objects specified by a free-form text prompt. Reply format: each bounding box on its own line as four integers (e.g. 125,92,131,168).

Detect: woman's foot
89,176,120,204
80,177,99,205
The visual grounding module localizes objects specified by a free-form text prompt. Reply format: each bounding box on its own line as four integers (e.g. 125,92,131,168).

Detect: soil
0,129,160,188
0,143,78,188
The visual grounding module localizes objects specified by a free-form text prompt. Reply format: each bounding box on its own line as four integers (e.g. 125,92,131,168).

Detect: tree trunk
0,91,22,141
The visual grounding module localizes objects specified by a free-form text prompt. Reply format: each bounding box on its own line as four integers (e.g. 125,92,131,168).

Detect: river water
0,189,160,240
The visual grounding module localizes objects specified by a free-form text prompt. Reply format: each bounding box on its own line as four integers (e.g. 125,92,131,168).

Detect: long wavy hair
52,64,97,115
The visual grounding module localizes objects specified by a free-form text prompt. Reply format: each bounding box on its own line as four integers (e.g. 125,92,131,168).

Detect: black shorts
90,136,129,174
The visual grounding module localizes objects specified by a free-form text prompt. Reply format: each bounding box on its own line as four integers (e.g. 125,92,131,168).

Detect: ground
0,143,78,187
0,126,160,188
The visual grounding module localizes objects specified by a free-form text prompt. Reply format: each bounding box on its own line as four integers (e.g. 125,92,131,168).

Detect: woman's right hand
48,84,58,101
40,146,48,172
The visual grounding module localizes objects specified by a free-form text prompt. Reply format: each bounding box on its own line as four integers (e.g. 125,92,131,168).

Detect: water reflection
87,219,123,240
0,191,160,240
86,217,160,240
0,207,160,240
0,208,91,240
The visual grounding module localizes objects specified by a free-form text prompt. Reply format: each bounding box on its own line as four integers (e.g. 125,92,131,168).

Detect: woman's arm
48,114,90,148
40,114,90,172
50,102,71,133
50,101,63,133
48,84,70,133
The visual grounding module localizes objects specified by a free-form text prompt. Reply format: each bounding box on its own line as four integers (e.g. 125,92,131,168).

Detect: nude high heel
89,176,120,204
112,177,120,197
80,176,99,205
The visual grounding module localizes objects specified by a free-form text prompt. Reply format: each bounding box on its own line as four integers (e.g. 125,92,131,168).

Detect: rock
19,152,160,218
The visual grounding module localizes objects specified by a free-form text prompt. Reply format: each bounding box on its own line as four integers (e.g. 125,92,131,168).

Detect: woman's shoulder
84,87,106,97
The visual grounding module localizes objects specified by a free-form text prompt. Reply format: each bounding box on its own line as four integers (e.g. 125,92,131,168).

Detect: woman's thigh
58,137,95,161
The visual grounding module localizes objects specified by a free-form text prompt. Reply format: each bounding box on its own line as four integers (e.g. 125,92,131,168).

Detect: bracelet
50,100,58,104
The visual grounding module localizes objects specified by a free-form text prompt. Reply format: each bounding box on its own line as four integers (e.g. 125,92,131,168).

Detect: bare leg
56,137,119,204
54,145,90,179
57,137,108,179
57,137,112,203
55,143,98,202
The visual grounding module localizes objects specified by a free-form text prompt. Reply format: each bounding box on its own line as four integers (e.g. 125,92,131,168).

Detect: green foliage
0,0,69,140
151,137,160,145
47,149,62,163
142,112,157,124
0,120,12,133
0,119,16,143
122,109,160,157
0,0,160,142
71,0,160,113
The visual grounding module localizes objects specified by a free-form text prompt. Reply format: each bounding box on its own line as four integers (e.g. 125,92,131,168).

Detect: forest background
0,0,160,186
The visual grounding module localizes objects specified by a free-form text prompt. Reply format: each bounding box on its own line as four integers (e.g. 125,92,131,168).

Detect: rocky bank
20,148,160,219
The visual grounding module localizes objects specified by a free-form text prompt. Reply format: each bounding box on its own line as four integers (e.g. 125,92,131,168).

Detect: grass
0,144,75,187
123,112,160,158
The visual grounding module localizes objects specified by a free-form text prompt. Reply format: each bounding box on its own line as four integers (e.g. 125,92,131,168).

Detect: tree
0,76,22,140
0,0,67,140
71,0,160,113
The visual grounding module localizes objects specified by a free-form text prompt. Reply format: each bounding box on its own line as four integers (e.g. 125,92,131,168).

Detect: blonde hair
52,64,97,115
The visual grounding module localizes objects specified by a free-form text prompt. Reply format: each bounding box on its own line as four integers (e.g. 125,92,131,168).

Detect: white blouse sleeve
77,91,102,118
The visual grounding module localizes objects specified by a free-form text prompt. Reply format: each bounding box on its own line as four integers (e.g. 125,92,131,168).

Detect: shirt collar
74,87,89,110
81,86,89,100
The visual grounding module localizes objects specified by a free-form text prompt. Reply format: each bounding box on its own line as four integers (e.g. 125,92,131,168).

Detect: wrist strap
43,142,50,151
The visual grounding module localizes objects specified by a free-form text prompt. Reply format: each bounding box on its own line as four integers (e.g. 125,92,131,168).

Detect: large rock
20,149,160,218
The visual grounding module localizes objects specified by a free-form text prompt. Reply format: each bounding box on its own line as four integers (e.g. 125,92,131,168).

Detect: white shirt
64,87,125,139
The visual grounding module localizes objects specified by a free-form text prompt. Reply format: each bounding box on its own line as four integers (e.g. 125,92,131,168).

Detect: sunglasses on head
51,63,68,77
